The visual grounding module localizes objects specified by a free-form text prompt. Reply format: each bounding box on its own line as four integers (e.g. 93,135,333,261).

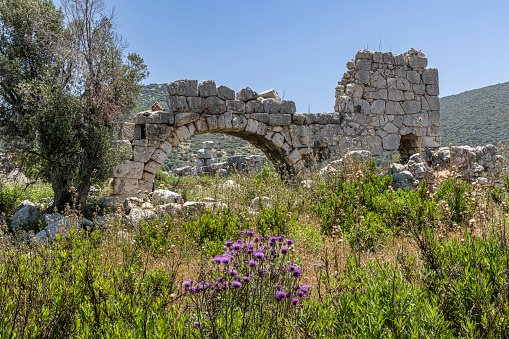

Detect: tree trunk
49,172,73,213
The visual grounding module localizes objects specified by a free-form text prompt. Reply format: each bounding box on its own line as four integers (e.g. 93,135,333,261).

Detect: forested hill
131,81,509,169
440,81,509,146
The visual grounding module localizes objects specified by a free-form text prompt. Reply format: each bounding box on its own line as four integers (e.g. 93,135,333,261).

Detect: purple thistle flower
268,237,277,246
291,297,300,305
213,256,222,264
239,230,245,235
232,243,241,251
254,236,260,243
228,269,238,277
287,239,294,246
194,321,201,329
278,235,285,242
254,251,265,260
225,241,233,248
247,231,254,237
242,275,251,283
289,265,297,272
275,290,288,301
183,280,193,289
281,246,288,255
221,256,231,264
297,289,307,297
189,286,198,293
249,259,257,267
292,268,302,278
232,281,242,289
258,269,265,277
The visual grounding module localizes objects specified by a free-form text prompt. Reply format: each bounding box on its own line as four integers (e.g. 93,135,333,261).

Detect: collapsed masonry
110,48,441,198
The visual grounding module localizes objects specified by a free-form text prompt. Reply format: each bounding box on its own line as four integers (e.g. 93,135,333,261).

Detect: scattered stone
151,189,182,205
10,201,41,229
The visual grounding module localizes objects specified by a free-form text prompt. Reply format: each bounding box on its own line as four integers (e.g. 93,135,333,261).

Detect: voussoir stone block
175,112,200,126
144,161,161,175
151,149,167,164
146,124,172,141
167,79,198,97
133,146,156,163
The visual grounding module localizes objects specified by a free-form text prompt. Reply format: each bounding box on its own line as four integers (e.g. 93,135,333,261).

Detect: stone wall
335,48,440,163
111,48,442,197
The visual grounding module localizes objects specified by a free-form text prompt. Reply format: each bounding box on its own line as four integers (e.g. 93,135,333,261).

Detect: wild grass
0,156,509,337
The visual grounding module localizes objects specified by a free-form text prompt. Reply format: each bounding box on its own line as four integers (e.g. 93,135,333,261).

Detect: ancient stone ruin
111,48,440,198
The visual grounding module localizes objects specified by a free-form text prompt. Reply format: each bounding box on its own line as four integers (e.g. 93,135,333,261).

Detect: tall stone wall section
334,48,440,162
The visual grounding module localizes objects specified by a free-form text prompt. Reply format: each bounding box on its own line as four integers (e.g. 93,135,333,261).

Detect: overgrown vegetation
1,155,509,337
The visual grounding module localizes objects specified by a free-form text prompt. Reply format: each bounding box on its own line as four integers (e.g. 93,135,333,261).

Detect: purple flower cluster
183,232,310,310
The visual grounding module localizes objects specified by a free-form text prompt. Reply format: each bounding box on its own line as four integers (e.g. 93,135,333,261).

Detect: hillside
132,81,509,169
440,81,509,146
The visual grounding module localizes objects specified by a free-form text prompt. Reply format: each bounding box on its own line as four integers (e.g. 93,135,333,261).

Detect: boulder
236,87,258,102
128,208,156,227
151,189,182,205
10,201,41,229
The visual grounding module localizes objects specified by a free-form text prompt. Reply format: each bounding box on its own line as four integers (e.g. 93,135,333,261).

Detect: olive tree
0,0,148,213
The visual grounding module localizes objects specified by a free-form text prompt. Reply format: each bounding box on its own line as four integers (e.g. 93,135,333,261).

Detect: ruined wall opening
398,133,419,164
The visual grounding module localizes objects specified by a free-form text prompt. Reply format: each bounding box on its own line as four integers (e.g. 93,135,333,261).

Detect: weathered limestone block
245,119,259,133
133,111,174,124
406,71,421,84
404,91,415,100
205,115,218,130
429,110,440,126
144,161,160,175
422,136,440,148
216,114,225,128
262,98,281,114
226,100,246,114
246,99,264,113
186,122,196,136
383,122,399,134
195,117,208,132
259,89,281,103
422,68,439,84
167,79,198,97
187,97,204,112
413,84,426,95
217,85,235,100
205,96,226,114
388,89,404,101
382,134,401,150
139,180,154,194
394,54,405,65
356,59,372,71
232,114,247,130
166,95,189,112
160,141,173,154
133,146,156,163
268,114,291,126
370,72,386,88
197,149,213,158
371,100,386,114
175,112,200,126
199,80,217,97
401,101,421,114
151,149,167,164
403,113,429,127
356,50,373,59
355,70,370,84
292,113,306,125
142,171,155,183
236,87,258,102
146,124,172,141
175,125,191,142
281,100,296,114
426,84,439,96
425,96,440,111
250,113,269,124
113,178,139,195
118,122,135,140
272,133,285,148
406,54,428,68
345,83,364,97
256,121,267,135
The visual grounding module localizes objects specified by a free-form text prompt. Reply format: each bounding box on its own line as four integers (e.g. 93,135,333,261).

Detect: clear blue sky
79,0,509,113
